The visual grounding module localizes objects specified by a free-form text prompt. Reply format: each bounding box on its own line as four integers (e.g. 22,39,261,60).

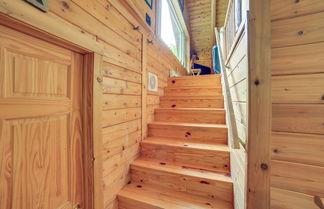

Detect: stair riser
141,143,230,173
168,77,221,87
164,88,222,97
148,124,228,144
155,110,226,124
119,197,161,209
131,165,233,203
160,99,224,108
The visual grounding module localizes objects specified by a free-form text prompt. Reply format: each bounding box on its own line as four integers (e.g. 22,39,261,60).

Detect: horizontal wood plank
271,132,324,167
271,160,324,197
272,73,324,104
272,12,324,48
272,104,324,135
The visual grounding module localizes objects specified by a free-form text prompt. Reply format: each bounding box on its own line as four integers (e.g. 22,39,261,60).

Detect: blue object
212,45,221,74
146,13,151,26
193,63,211,75
145,0,153,9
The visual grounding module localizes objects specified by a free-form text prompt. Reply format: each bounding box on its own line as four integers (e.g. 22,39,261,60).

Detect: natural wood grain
272,73,324,104
164,87,222,96
272,42,324,75
0,1,189,208
271,160,324,197
119,183,233,209
247,0,272,208
0,26,84,209
130,159,233,202
141,137,230,173
272,104,324,135
148,122,228,144
141,33,147,140
167,75,221,87
155,108,226,124
91,53,104,209
272,12,324,48
271,132,324,167
271,187,324,209
271,0,324,21
160,96,224,108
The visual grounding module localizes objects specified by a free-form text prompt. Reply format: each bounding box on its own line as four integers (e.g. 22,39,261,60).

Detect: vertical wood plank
141,34,147,140
247,0,271,208
92,53,104,209
83,53,94,209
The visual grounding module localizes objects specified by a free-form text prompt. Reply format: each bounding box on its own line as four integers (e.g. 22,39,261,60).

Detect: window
235,0,243,29
157,0,188,67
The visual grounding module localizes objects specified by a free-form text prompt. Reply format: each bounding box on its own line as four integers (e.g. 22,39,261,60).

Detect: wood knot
314,196,324,209
298,30,304,35
172,80,176,84
254,79,260,86
61,1,70,9
171,104,177,108
185,132,191,137
160,162,166,165
136,185,142,188
321,95,324,100
273,149,279,153
261,163,268,170
200,180,210,184
295,0,300,3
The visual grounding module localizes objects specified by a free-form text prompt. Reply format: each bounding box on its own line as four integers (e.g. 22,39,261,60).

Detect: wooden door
0,25,84,209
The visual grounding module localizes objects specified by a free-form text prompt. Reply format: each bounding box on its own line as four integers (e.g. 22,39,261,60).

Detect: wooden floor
118,75,234,209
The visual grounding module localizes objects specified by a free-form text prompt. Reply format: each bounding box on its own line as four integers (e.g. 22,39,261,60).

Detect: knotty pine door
0,25,84,209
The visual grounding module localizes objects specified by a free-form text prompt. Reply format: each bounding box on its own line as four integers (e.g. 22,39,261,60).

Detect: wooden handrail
215,27,240,149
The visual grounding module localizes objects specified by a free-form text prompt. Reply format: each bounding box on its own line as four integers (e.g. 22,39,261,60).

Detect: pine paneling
271,1,324,207
0,0,187,208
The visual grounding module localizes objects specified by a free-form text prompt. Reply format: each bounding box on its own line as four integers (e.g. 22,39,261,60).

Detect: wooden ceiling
186,0,229,68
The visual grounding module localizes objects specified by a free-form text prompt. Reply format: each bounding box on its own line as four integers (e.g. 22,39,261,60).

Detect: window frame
156,0,190,70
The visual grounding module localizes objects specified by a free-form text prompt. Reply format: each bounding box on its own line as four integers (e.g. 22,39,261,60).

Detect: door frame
0,13,102,209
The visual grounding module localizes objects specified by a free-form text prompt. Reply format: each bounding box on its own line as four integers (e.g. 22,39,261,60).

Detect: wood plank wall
0,1,187,209
221,1,249,208
226,30,248,209
271,1,324,208
128,0,155,31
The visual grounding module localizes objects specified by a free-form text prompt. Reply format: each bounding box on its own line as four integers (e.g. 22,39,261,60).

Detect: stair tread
149,122,227,128
118,183,233,209
169,74,221,79
155,108,225,111
132,158,232,183
143,137,229,152
165,86,221,89
161,96,223,99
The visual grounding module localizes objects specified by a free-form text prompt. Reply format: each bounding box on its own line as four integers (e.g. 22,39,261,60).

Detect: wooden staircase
118,75,234,209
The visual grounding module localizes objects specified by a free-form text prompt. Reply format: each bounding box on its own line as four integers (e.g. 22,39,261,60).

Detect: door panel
0,25,84,209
